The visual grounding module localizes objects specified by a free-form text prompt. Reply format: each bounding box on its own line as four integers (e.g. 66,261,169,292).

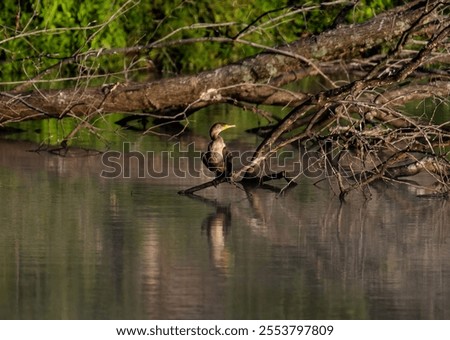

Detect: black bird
202,122,235,178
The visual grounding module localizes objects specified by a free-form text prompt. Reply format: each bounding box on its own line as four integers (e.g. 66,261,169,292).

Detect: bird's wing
202,151,221,171
222,146,233,176
201,151,210,168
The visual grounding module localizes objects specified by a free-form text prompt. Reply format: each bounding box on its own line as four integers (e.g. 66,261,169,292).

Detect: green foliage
0,0,399,88
350,0,399,23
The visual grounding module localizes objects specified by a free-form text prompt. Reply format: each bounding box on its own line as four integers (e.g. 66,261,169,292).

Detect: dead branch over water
231,9,450,198
1,0,449,197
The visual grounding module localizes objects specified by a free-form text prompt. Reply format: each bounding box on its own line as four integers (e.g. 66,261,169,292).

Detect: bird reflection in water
202,205,232,273
187,192,232,273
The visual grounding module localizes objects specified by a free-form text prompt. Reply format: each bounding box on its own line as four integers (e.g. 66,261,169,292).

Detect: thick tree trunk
0,0,441,124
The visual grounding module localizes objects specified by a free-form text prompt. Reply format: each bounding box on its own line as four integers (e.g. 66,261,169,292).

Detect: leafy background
1,0,399,88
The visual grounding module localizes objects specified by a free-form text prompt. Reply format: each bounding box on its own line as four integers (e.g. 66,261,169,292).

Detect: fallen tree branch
178,171,294,195
178,177,228,195
235,18,450,180
0,0,442,124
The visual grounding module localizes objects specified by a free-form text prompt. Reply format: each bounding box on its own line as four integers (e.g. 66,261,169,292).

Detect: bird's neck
209,136,225,152
211,133,223,141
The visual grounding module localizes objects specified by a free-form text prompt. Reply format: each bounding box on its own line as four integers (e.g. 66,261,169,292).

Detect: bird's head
209,122,235,139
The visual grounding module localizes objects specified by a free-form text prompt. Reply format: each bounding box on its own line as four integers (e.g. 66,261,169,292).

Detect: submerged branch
178,177,228,195
179,171,294,195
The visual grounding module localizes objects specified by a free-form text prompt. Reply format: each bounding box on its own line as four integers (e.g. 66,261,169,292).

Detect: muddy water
1,134,450,320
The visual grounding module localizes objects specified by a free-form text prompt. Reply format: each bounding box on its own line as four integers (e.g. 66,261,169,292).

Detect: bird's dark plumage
202,122,235,178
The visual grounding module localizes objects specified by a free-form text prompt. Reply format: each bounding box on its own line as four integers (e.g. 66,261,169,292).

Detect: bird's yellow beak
222,124,236,131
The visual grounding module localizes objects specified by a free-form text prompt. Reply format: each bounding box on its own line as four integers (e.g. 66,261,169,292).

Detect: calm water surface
1,135,450,320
